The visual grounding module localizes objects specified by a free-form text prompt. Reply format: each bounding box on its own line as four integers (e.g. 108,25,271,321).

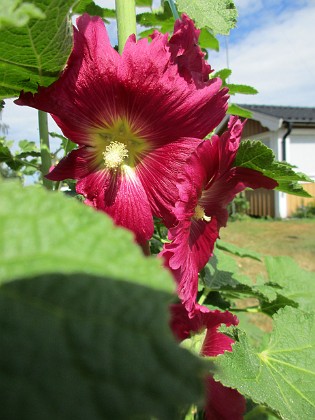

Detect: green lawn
219,218,315,280
218,218,315,332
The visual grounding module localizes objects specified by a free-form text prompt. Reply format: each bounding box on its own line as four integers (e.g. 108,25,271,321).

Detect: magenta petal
189,218,220,271
46,147,97,181
120,27,229,142
15,14,231,246
77,169,154,244
170,304,238,345
161,217,219,315
169,304,245,420
15,14,121,146
138,138,202,226
205,377,246,420
169,14,212,84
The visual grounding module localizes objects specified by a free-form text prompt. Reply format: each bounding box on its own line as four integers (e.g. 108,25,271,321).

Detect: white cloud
2,0,314,146
1,99,62,151
234,0,264,16
210,1,315,106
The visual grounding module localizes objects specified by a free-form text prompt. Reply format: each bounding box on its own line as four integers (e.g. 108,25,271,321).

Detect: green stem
14,158,40,170
244,405,279,419
232,306,261,313
115,0,137,54
38,110,53,190
198,288,210,305
167,0,180,20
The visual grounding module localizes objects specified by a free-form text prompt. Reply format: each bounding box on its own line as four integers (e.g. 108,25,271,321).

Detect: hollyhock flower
170,303,246,419
15,13,228,244
161,116,278,312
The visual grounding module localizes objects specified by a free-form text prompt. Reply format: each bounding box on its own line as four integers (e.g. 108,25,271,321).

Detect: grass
218,218,315,332
219,218,315,280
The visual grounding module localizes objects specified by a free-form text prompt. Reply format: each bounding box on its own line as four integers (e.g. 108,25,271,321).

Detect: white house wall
286,129,315,178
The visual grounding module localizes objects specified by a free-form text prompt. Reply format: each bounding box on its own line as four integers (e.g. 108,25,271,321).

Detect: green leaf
228,103,253,118
0,272,206,419
0,0,45,29
213,67,232,83
227,83,258,95
72,1,115,19
136,0,152,6
0,0,74,99
177,0,237,35
0,180,173,292
217,240,262,261
199,28,219,51
0,140,13,163
203,248,278,303
265,256,315,312
0,178,207,417
235,140,313,197
0,139,24,170
18,139,36,152
136,3,173,30
234,312,266,349
49,131,76,153
213,307,315,420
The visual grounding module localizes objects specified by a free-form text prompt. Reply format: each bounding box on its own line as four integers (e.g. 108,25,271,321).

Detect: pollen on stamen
103,141,129,169
194,204,212,222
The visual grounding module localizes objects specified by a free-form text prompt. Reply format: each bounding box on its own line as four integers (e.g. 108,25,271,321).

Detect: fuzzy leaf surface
203,249,279,304
0,272,205,419
265,256,315,312
235,140,313,197
177,0,237,34
0,180,173,293
217,240,262,261
0,0,74,99
213,307,315,420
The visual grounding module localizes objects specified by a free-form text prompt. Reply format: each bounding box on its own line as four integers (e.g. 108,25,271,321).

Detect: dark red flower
15,13,228,244
170,303,246,420
161,117,278,312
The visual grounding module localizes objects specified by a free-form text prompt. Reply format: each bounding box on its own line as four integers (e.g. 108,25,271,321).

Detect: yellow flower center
102,141,129,169
92,118,149,170
194,204,211,222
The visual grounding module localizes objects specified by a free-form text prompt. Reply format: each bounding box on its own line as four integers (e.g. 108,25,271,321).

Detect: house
218,105,315,218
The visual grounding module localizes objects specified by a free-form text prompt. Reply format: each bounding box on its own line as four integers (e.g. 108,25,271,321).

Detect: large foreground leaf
0,179,206,416
0,180,173,293
0,272,205,419
177,0,237,34
0,0,74,99
213,307,315,420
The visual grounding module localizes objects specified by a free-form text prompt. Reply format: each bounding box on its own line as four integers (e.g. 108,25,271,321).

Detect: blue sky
212,0,315,105
1,0,314,145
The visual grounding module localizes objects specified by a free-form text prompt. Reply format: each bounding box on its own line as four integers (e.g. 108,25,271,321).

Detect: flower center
194,204,211,222
102,141,129,169
93,118,149,169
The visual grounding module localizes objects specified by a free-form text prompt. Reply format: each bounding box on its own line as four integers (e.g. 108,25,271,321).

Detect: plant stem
115,0,137,54
14,158,40,170
167,0,180,20
38,110,53,190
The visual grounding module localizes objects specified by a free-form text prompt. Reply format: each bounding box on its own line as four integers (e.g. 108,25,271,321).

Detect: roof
238,104,315,123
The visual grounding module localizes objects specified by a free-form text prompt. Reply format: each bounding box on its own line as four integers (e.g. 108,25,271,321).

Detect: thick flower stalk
15,13,228,244
161,117,278,313
170,303,246,419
